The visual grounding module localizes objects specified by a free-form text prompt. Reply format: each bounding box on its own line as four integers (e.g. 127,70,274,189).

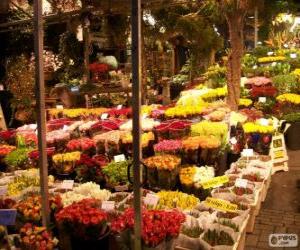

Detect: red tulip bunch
0,130,16,142
55,199,108,240
0,145,16,157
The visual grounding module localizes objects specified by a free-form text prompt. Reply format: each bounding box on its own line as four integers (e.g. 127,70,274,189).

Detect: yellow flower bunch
258,56,285,63
292,68,300,77
239,98,253,107
179,167,197,186
191,121,228,143
276,93,300,105
52,151,81,164
156,190,199,210
144,155,181,171
165,105,204,118
141,105,154,116
182,136,221,150
49,108,108,118
201,87,228,100
243,122,274,134
121,132,154,147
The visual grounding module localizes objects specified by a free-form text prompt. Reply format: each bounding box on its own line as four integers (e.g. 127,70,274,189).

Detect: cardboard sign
235,178,248,188
241,149,254,157
0,186,7,196
115,185,128,192
61,180,74,190
258,97,267,103
101,201,115,211
101,113,108,120
205,197,238,213
0,209,17,225
200,175,229,189
144,194,159,207
114,154,126,162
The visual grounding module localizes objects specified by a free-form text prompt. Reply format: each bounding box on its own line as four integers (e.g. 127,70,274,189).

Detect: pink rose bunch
154,139,182,153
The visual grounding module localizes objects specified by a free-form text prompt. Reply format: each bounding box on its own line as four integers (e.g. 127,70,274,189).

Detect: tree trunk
226,13,245,111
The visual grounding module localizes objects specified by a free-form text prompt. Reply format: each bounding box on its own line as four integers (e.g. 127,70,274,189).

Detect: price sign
259,118,269,126
258,97,267,103
235,178,248,188
63,125,69,131
144,194,159,207
142,114,148,119
0,85,3,91
230,137,237,145
200,175,229,189
61,180,74,190
117,105,123,110
56,105,64,110
114,154,126,162
241,149,254,157
101,113,108,120
101,201,115,211
115,185,128,192
0,186,7,196
205,197,237,213
0,209,17,225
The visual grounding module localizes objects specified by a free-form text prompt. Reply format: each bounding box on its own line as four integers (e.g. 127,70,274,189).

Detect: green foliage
282,112,300,122
272,74,299,94
57,31,83,84
4,148,32,168
204,64,226,88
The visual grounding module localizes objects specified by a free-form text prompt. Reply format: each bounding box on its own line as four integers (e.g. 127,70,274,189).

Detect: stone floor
245,151,300,250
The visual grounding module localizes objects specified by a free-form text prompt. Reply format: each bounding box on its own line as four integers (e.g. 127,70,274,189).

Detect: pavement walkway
245,151,300,250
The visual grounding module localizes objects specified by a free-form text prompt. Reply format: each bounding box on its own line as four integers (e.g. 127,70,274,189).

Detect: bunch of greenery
282,112,300,123
272,74,299,94
204,64,226,88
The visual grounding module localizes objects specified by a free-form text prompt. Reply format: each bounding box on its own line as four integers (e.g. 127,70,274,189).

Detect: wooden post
0,104,7,131
83,26,90,84
33,0,50,227
131,0,142,249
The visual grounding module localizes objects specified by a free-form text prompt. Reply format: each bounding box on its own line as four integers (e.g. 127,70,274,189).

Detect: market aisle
245,150,300,250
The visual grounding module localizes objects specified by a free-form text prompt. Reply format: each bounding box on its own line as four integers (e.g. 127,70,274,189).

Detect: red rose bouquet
0,130,16,144
111,208,185,248
67,137,96,155
55,199,108,240
75,154,107,183
89,63,109,73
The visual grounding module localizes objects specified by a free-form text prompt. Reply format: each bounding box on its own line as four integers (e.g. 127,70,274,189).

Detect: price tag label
0,209,17,225
101,201,115,211
114,154,126,162
205,197,237,213
115,185,128,192
230,137,237,145
200,175,229,189
235,178,248,188
241,149,254,157
56,105,64,110
142,114,148,119
117,105,123,110
61,180,74,190
0,186,7,196
258,97,267,103
144,194,159,207
101,113,108,120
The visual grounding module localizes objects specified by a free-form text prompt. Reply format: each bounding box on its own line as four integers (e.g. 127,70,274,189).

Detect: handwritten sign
56,105,64,110
144,194,159,207
61,180,74,190
114,154,126,162
235,178,248,188
115,185,128,192
101,201,115,211
205,197,238,213
200,175,229,189
258,97,267,103
0,186,7,196
101,113,108,120
0,209,17,225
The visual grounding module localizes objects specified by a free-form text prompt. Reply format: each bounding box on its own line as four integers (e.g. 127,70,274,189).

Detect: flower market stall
1,1,300,250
